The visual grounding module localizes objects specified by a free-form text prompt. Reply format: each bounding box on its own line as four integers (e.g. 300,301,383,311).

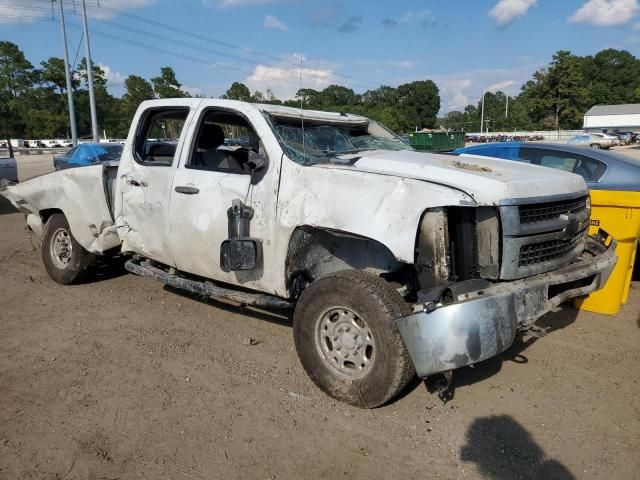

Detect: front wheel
42,213,95,284
293,270,415,408
590,143,601,149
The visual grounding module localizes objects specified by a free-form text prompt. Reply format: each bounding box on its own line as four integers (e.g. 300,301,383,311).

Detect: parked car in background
54,143,123,170
611,132,632,145
453,142,640,191
0,141,18,183
569,133,617,149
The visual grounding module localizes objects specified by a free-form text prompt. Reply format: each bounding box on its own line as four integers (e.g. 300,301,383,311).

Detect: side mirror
247,152,268,171
220,238,262,272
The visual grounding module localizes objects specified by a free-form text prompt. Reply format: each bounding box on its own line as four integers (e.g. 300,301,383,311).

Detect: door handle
175,186,200,195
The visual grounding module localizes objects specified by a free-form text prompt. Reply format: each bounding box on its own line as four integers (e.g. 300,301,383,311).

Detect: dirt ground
0,153,639,480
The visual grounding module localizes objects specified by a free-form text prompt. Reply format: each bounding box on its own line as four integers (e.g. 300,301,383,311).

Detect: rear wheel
590,143,601,149
293,270,414,408
42,213,95,284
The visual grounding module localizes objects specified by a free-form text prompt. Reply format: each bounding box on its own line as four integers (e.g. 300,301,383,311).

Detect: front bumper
396,232,617,378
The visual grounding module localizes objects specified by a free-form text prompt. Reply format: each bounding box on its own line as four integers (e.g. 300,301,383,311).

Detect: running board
125,258,293,309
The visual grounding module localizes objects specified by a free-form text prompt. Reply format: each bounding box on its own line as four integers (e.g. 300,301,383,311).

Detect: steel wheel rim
50,228,73,269
314,306,375,380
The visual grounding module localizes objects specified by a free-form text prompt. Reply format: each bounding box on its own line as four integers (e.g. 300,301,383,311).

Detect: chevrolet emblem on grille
560,213,579,239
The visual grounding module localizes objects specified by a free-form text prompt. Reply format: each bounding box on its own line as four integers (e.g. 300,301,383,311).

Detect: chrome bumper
396,233,617,378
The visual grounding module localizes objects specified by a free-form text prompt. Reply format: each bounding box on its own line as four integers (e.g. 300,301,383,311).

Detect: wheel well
39,208,64,224
285,226,403,297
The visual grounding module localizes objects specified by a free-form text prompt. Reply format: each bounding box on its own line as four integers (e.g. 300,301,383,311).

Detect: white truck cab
0,99,617,407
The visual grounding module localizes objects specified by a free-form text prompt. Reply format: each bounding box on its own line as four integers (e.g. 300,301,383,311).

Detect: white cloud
569,0,639,26
0,0,157,24
99,64,126,87
436,78,473,113
486,79,517,92
245,55,335,99
383,9,437,28
399,9,437,26
430,63,540,113
263,14,289,32
183,85,205,97
489,0,537,27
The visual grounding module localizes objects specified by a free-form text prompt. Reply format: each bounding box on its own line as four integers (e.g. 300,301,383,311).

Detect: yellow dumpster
575,190,640,315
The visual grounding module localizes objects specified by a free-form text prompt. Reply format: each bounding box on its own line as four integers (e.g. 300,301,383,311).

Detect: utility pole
55,0,78,146
81,0,99,142
480,90,486,134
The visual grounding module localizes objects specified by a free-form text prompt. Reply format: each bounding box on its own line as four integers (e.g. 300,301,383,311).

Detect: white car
569,133,617,149
0,99,616,408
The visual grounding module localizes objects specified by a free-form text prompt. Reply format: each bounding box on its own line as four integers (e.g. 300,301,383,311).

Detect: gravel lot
0,148,639,480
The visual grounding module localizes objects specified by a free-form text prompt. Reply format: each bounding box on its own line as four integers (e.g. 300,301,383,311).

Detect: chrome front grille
518,227,588,267
499,192,590,280
518,195,588,224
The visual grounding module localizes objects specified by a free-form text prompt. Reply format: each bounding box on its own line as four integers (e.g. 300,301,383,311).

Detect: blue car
54,143,123,171
453,142,640,191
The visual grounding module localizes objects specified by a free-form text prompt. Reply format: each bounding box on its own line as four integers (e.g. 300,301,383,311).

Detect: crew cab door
117,102,198,265
167,105,282,294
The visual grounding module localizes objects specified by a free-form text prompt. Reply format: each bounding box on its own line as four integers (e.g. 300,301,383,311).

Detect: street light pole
55,0,78,146
80,0,99,143
505,87,509,119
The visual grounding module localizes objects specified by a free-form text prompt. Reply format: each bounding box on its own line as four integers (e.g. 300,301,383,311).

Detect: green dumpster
409,131,465,152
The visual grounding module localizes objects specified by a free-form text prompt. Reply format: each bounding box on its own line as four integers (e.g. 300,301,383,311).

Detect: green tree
396,80,440,130
0,41,35,137
151,66,189,98
222,81,251,101
122,75,154,113
40,57,76,95
519,51,590,130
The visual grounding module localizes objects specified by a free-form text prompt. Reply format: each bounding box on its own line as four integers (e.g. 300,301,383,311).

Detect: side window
134,108,189,166
187,109,262,174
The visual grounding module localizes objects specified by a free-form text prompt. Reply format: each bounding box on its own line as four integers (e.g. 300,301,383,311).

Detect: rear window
520,147,606,182
134,108,189,165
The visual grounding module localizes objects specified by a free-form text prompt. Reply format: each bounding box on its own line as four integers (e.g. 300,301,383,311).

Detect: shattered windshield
269,116,412,165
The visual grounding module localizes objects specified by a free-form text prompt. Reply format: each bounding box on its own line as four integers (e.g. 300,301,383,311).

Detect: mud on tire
42,213,95,284
293,270,415,408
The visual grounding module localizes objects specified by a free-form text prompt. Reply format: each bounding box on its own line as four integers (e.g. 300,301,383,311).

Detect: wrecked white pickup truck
0,99,617,407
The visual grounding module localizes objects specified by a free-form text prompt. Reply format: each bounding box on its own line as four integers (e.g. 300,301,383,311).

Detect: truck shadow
85,255,129,284
424,304,580,400
460,414,576,479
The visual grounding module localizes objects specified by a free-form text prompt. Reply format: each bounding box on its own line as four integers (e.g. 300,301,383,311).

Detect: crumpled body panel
0,165,119,253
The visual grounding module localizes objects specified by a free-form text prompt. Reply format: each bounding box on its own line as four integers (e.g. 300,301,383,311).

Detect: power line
3,1,382,89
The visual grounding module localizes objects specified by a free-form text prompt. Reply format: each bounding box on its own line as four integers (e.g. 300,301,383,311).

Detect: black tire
42,213,95,284
293,270,414,408
590,143,601,149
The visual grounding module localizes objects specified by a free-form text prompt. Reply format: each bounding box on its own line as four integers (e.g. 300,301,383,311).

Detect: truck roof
257,103,369,125
139,98,369,126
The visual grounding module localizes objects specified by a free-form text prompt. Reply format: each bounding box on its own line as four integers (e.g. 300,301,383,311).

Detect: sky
0,0,638,113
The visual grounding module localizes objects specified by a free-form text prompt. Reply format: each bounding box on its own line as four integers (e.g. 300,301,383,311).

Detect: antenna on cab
299,50,306,163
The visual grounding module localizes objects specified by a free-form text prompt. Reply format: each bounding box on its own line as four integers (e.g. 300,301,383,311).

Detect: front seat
196,123,242,171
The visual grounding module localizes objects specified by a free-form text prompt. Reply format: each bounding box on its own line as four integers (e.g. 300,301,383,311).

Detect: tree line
1,39,638,139
440,49,640,132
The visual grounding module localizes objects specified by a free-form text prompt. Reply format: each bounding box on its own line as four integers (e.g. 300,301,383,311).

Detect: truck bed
0,163,121,253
